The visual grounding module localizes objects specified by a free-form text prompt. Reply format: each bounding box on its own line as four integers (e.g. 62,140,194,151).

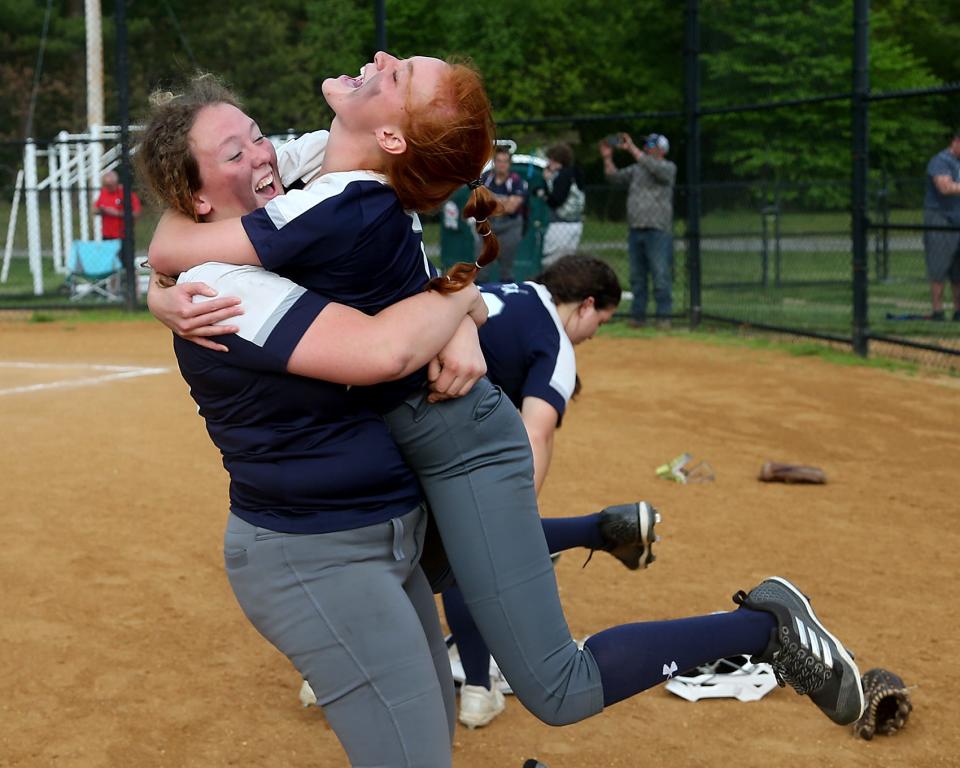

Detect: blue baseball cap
645,134,670,153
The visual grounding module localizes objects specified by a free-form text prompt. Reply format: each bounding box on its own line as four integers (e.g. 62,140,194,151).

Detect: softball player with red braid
149,56,864,765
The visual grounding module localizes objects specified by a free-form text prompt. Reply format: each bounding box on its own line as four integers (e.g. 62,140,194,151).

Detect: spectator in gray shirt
601,132,677,328
923,129,960,321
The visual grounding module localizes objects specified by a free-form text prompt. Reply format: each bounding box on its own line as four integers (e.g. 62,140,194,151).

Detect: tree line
1,0,958,193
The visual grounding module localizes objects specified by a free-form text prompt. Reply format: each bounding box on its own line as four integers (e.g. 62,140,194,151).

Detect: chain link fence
2,1,959,371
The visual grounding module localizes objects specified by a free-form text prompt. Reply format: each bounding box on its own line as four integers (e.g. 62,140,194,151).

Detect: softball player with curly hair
147,59,864,765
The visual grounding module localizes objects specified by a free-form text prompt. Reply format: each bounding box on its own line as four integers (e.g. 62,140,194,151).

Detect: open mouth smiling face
189,102,282,219
321,52,449,134
254,171,278,202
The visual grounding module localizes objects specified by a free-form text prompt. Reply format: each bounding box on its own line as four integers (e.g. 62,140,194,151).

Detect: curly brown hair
136,74,241,220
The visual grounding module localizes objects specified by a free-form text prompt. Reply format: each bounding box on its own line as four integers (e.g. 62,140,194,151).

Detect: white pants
541,221,584,266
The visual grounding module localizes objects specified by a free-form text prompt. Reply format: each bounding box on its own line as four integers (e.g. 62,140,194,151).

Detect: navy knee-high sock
442,586,492,689
540,513,605,554
584,608,776,706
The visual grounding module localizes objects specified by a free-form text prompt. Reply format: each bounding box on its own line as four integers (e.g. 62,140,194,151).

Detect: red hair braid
427,184,502,293
383,58,501,294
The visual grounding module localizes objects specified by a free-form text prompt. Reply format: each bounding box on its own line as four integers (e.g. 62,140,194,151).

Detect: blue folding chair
67,240,123,301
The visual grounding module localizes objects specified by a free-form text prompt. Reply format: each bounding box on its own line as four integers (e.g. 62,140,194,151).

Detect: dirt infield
2,319,956,768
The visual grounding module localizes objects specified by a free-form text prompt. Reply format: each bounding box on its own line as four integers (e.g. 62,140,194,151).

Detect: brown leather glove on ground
758,461,827,484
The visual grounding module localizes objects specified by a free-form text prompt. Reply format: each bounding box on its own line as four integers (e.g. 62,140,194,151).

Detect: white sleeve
275,130,329,188
178,263,308,347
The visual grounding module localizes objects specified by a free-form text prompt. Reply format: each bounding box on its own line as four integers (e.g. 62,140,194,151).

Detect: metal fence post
773,184,782,287
115,0,137,310
879,167,890,280
760,206,769,288
684,0,702,328
851,0,870,356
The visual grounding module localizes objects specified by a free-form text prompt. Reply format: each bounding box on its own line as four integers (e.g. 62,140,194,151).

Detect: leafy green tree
389,0,681,121
700,0,944,196
115,0,319,132
876,0,960,89
0,0,86,141
2,0,954,197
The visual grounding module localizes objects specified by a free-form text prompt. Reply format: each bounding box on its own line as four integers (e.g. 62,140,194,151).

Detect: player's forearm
527,430,554,495
148,210,259,275
288,287,479,385
377,289,480,378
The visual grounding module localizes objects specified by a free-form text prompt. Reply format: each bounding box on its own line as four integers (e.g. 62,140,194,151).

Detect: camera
605,134,622,149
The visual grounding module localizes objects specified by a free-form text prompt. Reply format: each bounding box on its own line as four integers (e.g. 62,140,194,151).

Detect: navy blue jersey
241,171,436,411
478,282,576,423
173,264,422,534
481,170,529,222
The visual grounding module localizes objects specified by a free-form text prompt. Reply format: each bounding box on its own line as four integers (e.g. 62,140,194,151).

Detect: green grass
29,307,153,322
0,256,150,308
597,319,940,376
0,306,152,324
4,200,957,362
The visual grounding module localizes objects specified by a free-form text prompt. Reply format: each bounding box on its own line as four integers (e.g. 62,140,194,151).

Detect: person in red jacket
92,170,142,240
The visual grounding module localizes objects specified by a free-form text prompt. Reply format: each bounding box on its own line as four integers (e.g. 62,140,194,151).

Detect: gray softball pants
383,379,605,725
223,506,457,767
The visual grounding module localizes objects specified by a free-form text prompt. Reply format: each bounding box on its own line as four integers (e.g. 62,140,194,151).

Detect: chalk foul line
0,361,171,396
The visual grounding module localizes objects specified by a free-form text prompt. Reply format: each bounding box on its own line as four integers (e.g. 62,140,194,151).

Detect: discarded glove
758,461,826,484
853,667,913,740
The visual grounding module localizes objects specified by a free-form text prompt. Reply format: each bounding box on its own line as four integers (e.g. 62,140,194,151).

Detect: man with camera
601,132,677,329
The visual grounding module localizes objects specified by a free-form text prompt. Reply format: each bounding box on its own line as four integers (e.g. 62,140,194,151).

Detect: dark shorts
922,210,960,282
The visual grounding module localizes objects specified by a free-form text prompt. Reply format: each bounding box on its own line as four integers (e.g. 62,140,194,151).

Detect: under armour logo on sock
663,661,678,678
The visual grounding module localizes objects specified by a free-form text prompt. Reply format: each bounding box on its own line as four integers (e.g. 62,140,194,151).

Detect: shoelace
731,589,831,696
770,625,831,695
582,517,639,569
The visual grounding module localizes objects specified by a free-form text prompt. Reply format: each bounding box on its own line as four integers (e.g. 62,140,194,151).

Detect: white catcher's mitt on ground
665,655,778,702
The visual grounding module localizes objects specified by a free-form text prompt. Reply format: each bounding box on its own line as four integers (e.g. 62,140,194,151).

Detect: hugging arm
288,285,486,386
148,209,259,276
148,265,486,387
426,318,487,403
147,271,243,352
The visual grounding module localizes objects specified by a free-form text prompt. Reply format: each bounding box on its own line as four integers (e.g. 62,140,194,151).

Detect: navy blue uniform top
481,170,529,222
241,171,436,412
478,281,576,425
173,263,422,534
